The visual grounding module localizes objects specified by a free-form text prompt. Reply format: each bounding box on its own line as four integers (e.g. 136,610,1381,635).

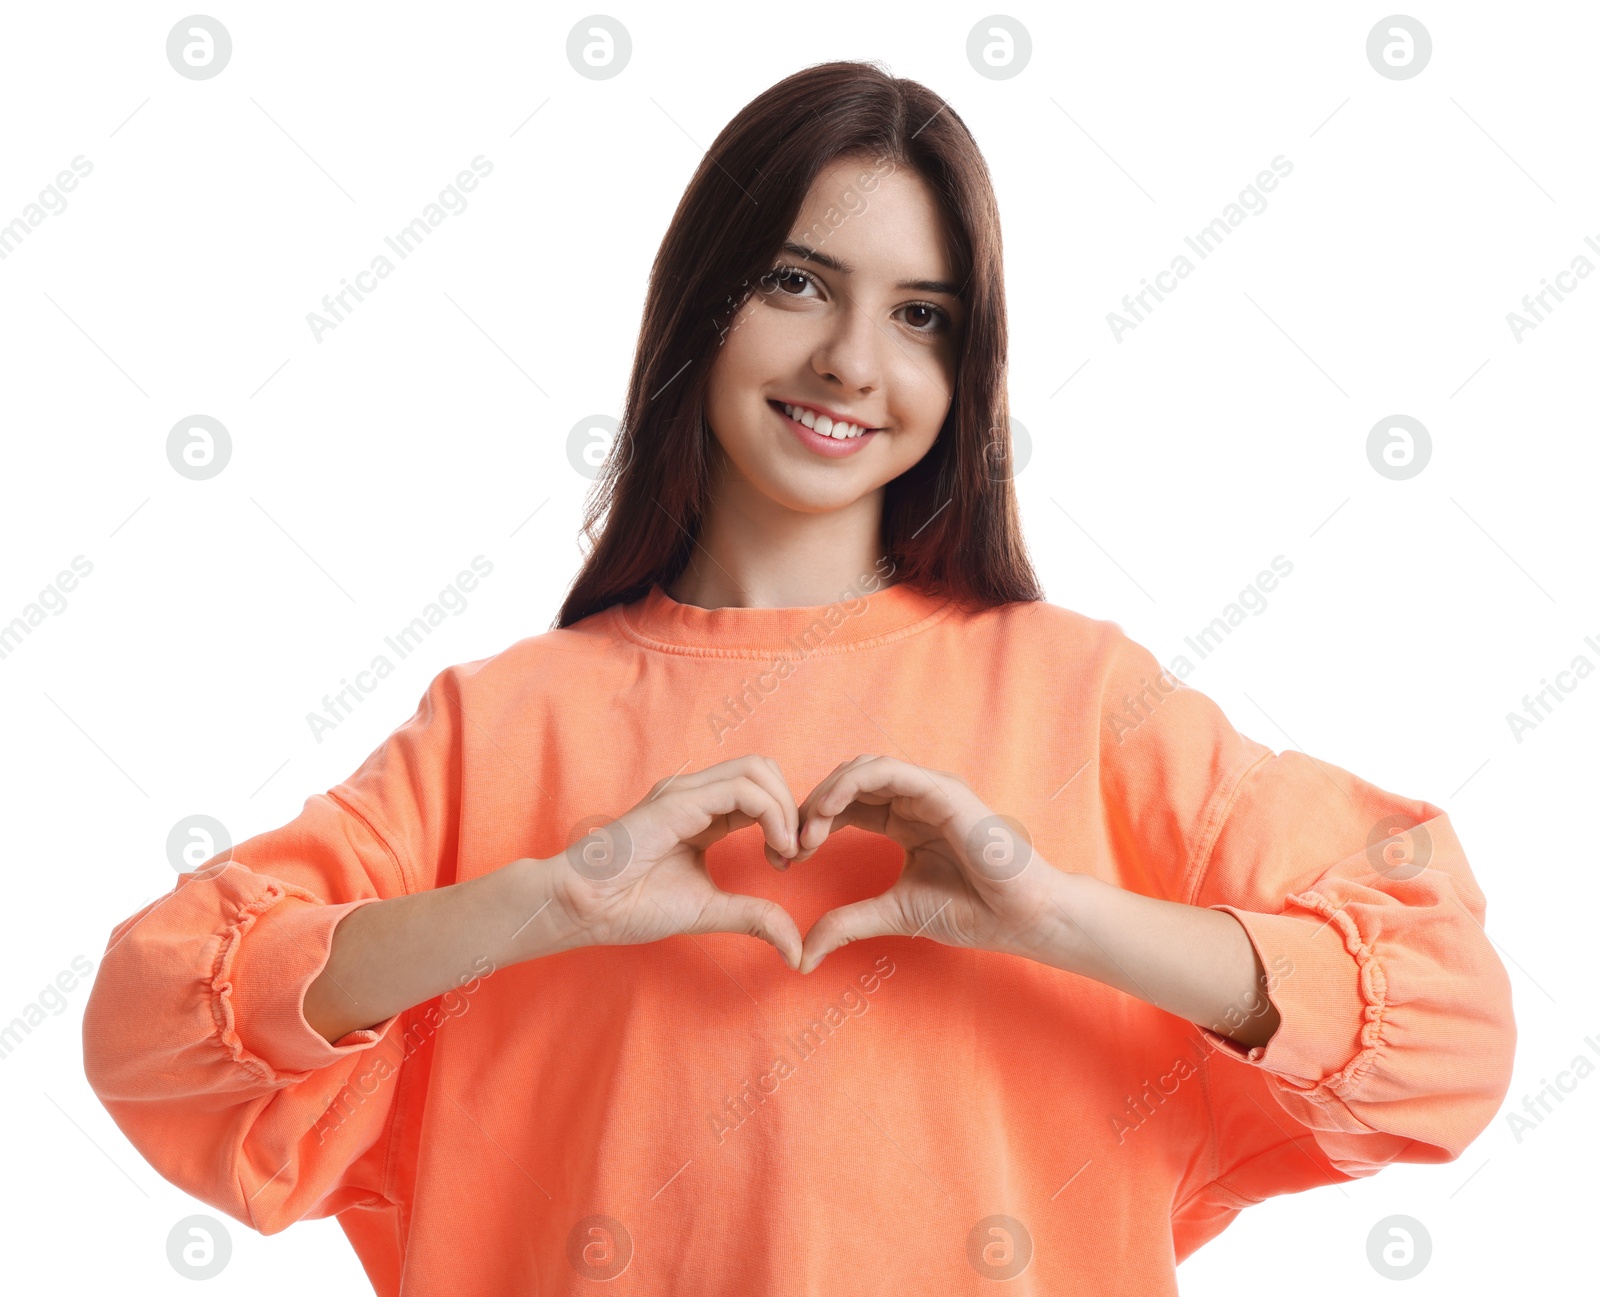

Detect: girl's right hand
543,755,803,969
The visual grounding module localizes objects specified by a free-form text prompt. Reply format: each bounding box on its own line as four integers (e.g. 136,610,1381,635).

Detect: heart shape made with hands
765,754,1061,975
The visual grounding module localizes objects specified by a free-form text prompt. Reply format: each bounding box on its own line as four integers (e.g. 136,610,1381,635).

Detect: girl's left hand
788,755,1062,973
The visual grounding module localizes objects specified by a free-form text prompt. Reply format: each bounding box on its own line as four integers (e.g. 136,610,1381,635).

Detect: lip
769,399,878,458
775,397,881,430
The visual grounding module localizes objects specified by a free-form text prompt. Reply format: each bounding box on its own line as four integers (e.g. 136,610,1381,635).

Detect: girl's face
702,155,964,516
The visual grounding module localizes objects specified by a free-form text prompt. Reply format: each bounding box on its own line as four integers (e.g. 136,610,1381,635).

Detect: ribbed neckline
614,579,957,657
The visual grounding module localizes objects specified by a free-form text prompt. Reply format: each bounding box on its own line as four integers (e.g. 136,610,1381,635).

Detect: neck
665,463,893,611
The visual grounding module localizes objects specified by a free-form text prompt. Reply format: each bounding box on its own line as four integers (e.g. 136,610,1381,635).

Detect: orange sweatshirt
82,580,1517,1294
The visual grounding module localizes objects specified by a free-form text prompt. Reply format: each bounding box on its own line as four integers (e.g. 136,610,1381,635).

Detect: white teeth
781,402,865,439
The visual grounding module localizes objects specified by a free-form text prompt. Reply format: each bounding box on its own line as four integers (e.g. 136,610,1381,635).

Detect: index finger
795,755,955,854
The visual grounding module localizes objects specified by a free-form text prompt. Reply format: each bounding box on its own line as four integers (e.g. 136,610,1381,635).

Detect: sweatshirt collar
615,578,956,657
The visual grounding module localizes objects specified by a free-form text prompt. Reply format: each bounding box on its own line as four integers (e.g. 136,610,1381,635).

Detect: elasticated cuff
1197,897,1382,1095
217,891,401,1077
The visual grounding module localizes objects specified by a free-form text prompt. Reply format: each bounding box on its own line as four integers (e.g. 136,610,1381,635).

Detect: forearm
304,856,576,1043
1020,870,1282,1050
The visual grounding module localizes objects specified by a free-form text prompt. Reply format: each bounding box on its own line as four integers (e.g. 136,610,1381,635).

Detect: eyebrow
779,241,962,298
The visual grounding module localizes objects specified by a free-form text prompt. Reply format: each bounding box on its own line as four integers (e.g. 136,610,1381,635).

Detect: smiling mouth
767,399,878,441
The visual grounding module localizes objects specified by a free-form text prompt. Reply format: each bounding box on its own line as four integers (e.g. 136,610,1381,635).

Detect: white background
1,1,1594,1290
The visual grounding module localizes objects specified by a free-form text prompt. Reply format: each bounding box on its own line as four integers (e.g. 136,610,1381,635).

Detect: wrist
1004,867,1090,972
494,855,589,965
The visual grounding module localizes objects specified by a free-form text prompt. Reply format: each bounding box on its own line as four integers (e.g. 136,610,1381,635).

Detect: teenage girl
84,60,1516,1295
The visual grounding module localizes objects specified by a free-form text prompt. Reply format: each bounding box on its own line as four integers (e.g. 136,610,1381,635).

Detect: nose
811,288,882,395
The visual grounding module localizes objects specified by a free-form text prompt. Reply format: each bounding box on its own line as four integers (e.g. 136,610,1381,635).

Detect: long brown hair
555,59,1042,629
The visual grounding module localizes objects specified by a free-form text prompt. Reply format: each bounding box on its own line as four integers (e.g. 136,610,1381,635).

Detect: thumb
698,890,803,971
799,895,901,975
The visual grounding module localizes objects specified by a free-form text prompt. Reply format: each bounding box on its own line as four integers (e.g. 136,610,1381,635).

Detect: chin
761,475,867,515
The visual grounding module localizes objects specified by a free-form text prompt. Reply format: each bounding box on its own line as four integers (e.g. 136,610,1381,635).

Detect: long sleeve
1173,744,1516,1249
1090,632,1517,1258
81,665,467,1235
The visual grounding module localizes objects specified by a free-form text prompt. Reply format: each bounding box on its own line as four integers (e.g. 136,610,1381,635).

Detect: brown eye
761,264,816,297
900,302,951,334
